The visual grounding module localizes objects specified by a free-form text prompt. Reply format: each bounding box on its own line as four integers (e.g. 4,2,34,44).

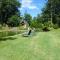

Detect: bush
53,24,59,29
42,21,53,31
42,26,50,31
35,28,43,32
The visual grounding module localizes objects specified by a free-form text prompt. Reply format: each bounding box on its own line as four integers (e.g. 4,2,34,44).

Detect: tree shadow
0,37,17,41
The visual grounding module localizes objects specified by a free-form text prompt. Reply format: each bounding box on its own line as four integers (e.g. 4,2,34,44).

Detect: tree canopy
0,0,21,26
41,0,60,27
24,13,32,26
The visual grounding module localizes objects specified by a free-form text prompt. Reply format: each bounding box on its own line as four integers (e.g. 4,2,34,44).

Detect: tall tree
0,0,21,25
42,0,60,27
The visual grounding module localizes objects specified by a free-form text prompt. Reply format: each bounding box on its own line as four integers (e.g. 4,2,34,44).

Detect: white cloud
28,6,38,9
21,0,38,10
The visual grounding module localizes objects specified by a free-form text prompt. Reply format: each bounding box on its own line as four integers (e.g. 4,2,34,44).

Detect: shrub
35,28,43,32
53,24,59,29
42,26,50,31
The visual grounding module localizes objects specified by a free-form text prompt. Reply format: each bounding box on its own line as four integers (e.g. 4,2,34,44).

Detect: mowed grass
0,29,60,60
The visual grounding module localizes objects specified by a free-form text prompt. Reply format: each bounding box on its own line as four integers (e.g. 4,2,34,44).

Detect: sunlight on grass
0,29,60,60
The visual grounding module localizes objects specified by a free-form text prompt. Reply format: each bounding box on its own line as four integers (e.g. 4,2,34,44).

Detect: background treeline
30,0,60,31
0,0,60,30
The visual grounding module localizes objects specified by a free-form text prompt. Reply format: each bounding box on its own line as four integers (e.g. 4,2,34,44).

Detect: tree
7,15,20,27
24,13,32,26
0,0,21,25
31,18,38,28
41,0,60,27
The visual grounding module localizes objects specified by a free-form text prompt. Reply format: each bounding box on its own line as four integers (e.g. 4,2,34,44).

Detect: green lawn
0,29,60,60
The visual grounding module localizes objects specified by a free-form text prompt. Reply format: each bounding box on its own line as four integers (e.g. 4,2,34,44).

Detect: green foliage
31,16,53,31
31,15,44,28
7,15,20,27
24,13,32,26
53,24,59,29
31,20,37,28
30,0,60,30
43,21,53,27
41,0,60,27
0,0,21,25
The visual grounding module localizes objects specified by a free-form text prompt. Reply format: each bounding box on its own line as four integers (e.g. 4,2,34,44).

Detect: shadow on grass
0,37,17,41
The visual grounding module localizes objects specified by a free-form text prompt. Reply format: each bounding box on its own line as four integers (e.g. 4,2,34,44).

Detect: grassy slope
0,29,60,60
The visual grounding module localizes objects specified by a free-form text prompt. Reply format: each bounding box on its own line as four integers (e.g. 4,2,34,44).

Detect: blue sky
19,0,47,17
